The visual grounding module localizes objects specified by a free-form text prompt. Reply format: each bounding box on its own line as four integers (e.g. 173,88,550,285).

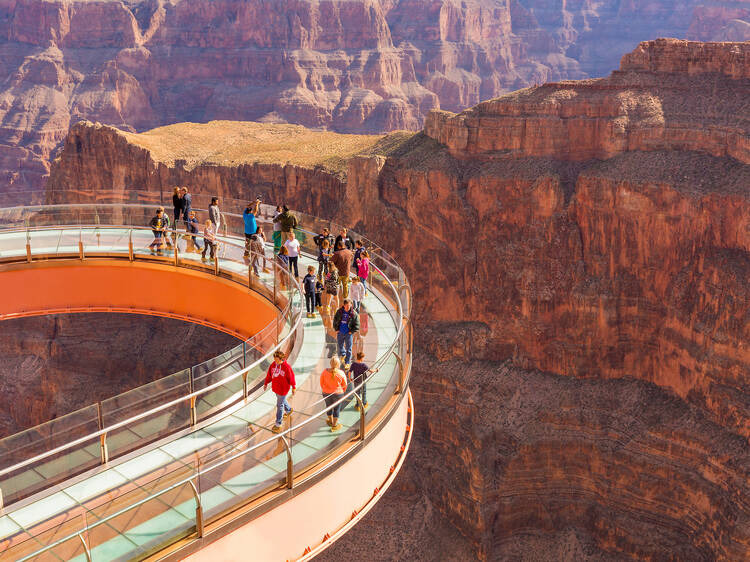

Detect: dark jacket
150,215,165,231
334,234,355,251
314,232,333,248
186,216,199,234
182,193,192,217
302,273,317,294
273,210,298,232
333,307,360,333
172,193,183,212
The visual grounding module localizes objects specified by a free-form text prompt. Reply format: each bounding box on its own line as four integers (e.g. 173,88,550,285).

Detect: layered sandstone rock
2,0,750,195
47,40,750,560
424,39,750,162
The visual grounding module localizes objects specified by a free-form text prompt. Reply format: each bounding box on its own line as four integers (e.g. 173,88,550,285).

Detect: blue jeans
337,331,353,365
352,300,361,313
323,393,342,418
353,377,367,405
359,276,367,293
275,393,291,426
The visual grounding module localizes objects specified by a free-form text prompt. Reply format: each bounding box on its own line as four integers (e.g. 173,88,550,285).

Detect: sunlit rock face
48,40,750,560
0,313,239,437
1,0,749,195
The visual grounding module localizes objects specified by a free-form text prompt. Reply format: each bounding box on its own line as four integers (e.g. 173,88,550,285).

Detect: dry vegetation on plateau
120,121,413,176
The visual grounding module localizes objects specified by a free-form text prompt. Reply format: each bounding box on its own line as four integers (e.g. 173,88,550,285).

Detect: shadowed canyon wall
47,40,750,560
0,313,239,437
1,0,750,195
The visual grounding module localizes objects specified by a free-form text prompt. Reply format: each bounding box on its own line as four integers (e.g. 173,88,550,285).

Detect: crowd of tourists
148,192,374,435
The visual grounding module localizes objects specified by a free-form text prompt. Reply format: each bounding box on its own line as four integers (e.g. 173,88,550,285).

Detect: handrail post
25,229,31,263
78,228,84,260
128,229,134,261
353,392,366,441
214,254,219,275
393,352,404,394
99,433,109,465
0,487,4,511
78,533,92,562
242,371,248,400
188,480,204,538
279,435,294,489
190,395,197,427
174,231,179,266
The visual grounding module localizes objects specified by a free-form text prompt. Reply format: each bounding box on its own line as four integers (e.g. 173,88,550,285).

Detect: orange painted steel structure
0,260,277,340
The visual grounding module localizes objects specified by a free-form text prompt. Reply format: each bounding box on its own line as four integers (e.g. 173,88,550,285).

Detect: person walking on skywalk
320,356,348,432
333,298,360,368
243,198,261,258
264,350,296,434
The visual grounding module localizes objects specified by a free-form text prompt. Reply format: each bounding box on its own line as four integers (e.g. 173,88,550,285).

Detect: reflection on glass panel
85,468,197,562
101,370,191,459
0,404,100,504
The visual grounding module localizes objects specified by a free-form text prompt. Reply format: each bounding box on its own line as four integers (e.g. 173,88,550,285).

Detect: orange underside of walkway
0,260,276,339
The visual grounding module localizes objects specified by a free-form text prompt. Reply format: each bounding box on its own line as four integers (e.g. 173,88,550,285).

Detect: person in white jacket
349,276,365,313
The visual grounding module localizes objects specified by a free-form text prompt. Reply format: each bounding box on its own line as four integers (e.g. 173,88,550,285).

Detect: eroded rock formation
2,0,750,195
47,40,750,560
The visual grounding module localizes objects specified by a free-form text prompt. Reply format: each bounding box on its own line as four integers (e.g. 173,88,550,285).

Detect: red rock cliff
3,0,750,195
47,40,750,560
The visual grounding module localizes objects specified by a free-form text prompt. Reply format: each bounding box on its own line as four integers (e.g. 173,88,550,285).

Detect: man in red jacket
264,350,297,433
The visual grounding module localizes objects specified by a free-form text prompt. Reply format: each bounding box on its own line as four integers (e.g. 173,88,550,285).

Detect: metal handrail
0,224,303,480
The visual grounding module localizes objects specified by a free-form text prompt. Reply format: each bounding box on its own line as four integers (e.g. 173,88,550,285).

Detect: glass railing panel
0,404,100,504
197,438,287,520
79,227,131,255
0,229,28,259
1,524,87,562
84,463,197,562
193,370,243,421
100,369,191,459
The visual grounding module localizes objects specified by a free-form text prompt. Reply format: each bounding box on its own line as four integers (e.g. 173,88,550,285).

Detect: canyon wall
2,0,750,196
0,313,239,437
47,40,750,560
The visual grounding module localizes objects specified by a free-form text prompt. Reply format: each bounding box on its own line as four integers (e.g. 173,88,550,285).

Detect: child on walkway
264,350,296,433
324,262,340,312
348,351,369,410
317,238,332,280
315,276,324,311
303,265,317,318
202,219,216,261
149,208,166,254
357,250,370,294
349,276,365,312
276,246,290,290
186,210,202,253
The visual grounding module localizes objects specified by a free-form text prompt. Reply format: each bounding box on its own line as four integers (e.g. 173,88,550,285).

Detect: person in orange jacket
320,356,348,431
